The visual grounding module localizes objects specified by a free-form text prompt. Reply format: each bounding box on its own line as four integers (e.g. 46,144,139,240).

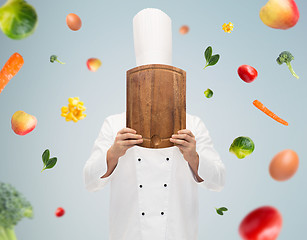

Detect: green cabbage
229,136,255,159
204,88,213,98
0,0,38,40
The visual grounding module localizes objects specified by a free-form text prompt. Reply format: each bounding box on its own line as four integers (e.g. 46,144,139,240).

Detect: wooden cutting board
126,64,186,148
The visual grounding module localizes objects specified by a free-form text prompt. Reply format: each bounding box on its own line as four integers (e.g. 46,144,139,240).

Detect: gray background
0,0,306,239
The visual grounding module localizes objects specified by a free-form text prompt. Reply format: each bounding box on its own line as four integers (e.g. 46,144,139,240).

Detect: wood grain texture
127,64,186,148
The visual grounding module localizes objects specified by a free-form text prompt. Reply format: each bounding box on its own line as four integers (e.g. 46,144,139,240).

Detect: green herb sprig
204,46,220,69
215,207,228,215
41,149,57,172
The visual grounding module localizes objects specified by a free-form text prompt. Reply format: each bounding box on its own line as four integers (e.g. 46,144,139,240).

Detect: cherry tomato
239,206,282,240
66,13,82,31
238,65,258,83
55,207,65,217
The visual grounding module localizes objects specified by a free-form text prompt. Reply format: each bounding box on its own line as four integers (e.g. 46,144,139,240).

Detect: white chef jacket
83,112,226,240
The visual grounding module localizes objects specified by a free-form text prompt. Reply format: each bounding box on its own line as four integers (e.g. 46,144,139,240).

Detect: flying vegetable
276,51,299,79
0,0,38,40
204,88,213,98
0,182,33,240
203,46,220,70
50,55,65,64
229,136,255,159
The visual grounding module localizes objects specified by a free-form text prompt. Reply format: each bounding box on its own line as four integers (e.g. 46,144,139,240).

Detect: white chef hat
133,8,172,66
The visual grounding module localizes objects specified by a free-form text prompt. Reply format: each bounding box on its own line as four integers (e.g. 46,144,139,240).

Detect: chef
83,112,225,240
83,8,226,240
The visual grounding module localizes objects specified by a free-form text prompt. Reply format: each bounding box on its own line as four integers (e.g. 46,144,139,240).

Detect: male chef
83,112,225,240
83,8,226,240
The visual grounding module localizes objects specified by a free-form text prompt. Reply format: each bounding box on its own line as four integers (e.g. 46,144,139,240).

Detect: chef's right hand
101,128,143,179
109,128,143,159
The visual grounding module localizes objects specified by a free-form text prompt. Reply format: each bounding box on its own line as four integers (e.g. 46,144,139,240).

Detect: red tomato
239,206,282,240
55,207,65,217
238,65,258,83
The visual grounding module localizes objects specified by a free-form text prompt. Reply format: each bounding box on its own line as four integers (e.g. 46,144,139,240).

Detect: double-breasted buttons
136,152,171,225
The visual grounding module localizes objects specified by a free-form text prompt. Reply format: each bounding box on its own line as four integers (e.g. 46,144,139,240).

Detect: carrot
253,100,288,126
0,53,24,94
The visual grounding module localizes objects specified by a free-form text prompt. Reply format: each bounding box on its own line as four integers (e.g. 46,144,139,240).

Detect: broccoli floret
50,55,65,64
276,51,299,79
0,182,33,240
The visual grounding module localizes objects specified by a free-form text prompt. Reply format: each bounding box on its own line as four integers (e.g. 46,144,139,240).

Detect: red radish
239,206,282,240
55,207,65,217
238,65,258,83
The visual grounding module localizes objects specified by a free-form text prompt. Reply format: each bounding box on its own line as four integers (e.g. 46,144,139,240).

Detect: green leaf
208,54,220,67
219,207,228,212
216,209,223,215
204,46,212,62
46,157,57,169
42,149,50,165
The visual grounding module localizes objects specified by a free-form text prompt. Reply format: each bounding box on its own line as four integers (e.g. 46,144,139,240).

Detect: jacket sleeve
193,116,226,191
83,117,116,192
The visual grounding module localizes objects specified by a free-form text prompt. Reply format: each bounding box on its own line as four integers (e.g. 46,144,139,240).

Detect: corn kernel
61,106,68,113
77,105,85,111
61,97,86,123
69,105,75,112
222,22,234,33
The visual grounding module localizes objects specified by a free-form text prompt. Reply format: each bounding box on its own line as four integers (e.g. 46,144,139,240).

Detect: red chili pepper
55,207,65,217
239,206,282,240
238,65,258,83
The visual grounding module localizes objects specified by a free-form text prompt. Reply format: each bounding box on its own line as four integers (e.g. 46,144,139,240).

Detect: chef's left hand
170,129,198,163
170,129,203,182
